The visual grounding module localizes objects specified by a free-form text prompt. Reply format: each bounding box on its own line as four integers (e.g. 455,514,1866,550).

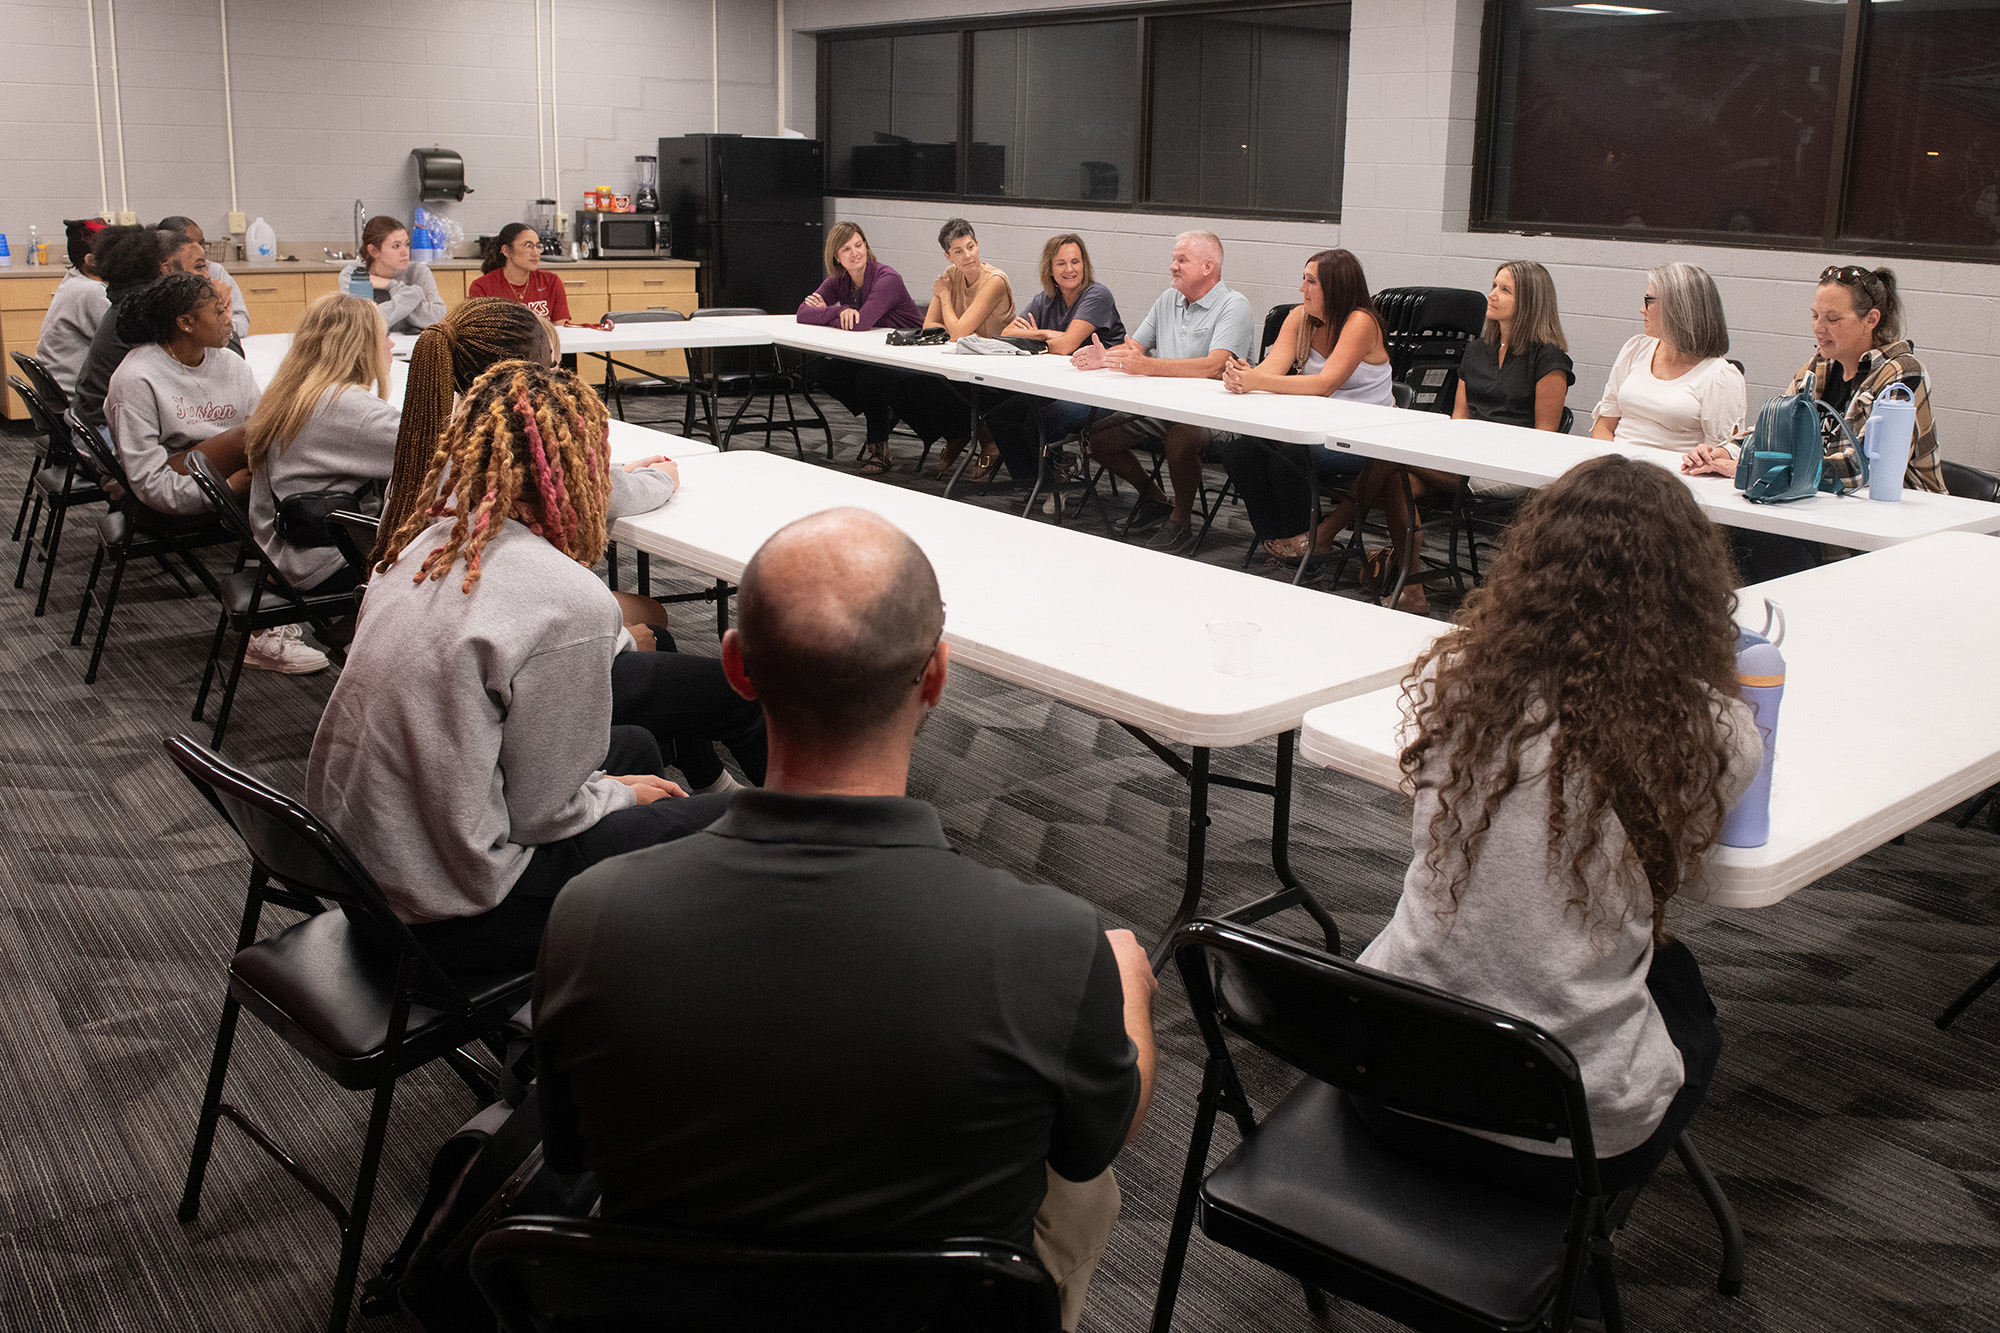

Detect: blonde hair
1037,234,1094,301
245,293,388,470
1484,260,1568,352
377,360,612,591
823,221,876,277
1648,262,1730,360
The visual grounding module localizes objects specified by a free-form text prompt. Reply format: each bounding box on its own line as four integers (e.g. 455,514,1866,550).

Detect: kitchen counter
0,256,696,278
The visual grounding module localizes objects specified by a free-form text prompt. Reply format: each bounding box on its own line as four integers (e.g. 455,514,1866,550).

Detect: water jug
1863,382,1917,503
246,217,277,261
1720,600,1785,849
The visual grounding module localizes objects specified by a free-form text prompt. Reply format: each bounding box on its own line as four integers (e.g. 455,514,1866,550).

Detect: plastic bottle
1719,626,1785,849
26,225,39,265
246,217,277,261
347,261,373,299
409,207,433,265
0,234,11,268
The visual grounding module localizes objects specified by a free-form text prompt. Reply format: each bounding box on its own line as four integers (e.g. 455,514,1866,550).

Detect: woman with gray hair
1591,262,1745,454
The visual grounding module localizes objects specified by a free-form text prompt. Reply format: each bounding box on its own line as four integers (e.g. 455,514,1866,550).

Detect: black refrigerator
659,134,824,313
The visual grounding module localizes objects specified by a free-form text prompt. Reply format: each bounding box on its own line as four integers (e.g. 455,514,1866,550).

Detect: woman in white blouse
1591,263,1745,454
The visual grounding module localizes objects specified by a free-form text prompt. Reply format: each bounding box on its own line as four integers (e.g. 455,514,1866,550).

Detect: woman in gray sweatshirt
1355,455,1759,1207
336,216,446,333
101,271,259,515
244,292,402,595
34,221,112,396
307,360,729,976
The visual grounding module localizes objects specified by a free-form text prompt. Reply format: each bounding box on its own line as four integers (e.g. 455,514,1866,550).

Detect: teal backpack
1734,371,1862,504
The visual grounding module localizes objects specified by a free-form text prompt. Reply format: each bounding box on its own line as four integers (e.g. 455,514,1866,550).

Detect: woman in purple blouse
798,222,922,475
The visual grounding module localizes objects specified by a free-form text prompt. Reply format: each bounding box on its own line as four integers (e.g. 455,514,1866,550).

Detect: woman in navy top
799,222,922,475
983,233,1126,484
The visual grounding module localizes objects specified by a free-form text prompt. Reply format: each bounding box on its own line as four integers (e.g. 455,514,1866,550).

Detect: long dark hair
1299,248,1381,367
362,215,409,269
480,222,534,274
1398,455,1743,943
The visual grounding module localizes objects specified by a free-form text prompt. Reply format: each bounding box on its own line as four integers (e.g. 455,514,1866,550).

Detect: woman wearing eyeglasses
1591,263,1745,455
1682,263,1942,495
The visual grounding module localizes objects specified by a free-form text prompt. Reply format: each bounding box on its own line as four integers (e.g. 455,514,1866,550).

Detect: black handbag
885,327,948,347
277,481,382,548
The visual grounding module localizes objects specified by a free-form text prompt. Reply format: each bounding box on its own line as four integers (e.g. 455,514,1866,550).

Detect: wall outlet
227,211,246,234
116,210,137,225
556,210,570,234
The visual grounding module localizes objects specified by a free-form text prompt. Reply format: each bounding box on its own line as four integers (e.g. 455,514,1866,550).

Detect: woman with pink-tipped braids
308,359,740,976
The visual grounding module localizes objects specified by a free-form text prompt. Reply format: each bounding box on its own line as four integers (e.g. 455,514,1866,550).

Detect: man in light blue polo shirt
1072,231,1254,554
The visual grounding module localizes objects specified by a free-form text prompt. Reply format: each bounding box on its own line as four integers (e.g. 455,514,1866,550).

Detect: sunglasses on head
1820,264,1875,287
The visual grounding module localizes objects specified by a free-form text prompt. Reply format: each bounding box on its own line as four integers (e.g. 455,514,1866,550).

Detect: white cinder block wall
0,0,781,252
790,0,2000,470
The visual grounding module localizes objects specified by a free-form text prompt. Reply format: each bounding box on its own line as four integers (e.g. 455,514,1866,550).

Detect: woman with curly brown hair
308,360,732,975
1355,454,1763,1203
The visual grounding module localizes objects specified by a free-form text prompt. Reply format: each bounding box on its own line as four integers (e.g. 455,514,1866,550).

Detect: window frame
814,0,1351,223
1467,0,1999,265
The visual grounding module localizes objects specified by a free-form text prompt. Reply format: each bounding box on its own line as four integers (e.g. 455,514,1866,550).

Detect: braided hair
376,360,611,592
371,297,549,562
115,271,220,345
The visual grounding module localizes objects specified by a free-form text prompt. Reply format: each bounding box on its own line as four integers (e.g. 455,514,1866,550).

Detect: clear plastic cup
1206,620,1260,676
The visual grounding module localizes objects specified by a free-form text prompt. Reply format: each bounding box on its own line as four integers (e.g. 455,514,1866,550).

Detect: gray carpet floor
3,396,1999,1333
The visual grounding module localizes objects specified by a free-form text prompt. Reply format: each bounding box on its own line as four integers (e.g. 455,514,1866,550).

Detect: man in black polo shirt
534,507,1156,1329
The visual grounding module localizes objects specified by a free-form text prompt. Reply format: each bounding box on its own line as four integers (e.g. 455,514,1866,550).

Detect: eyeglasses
1820,264,1875,288
1642,295,1657,308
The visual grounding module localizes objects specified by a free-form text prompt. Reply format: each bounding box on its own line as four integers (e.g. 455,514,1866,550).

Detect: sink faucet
353,199,368,255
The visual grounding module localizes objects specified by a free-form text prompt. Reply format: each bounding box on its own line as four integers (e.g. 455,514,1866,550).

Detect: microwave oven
580,211,669,258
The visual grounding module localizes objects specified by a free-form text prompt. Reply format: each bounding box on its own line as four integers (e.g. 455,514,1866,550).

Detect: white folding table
612,448,1444,962
1322,415,2000,550
1297,532,2000,923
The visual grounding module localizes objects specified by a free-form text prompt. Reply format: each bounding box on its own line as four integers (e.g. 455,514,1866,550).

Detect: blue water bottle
1720,601,1786,848
1863,382,1917,503
346,260,372,299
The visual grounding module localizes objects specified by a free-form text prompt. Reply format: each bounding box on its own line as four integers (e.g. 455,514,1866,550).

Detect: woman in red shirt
468,223,571,323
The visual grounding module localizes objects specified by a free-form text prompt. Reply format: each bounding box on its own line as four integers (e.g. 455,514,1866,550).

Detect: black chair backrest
1391,380,1414,410
185,450,258,548
67,410,128,490
9,375,74,463
605,309,688,324
11,350,69,413
1942,460,2000,504
693,307,767,319
1259,303,1299,361
327,509,381,579
1173,919,1601,1189
471,1217,1062,1333
162,733,470,1001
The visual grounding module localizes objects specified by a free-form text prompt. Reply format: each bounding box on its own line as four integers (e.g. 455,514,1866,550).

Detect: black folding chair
471,1216,1061,1333
166,734,534,1333
10,349,69,413
10,376,106,615
1152,918,1743,1333
596,309,691,422
67,413,233,683
182,452,356,746
682,308,833,456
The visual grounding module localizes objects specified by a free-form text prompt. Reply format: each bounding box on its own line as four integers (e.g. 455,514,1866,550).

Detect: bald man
1074,229,1254,554
534,509,1156,1330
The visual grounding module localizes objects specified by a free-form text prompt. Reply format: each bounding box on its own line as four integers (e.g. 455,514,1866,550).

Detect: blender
530,198,563,257
633,156,659,214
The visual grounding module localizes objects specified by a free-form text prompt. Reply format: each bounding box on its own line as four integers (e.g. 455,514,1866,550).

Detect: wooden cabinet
236,272,308,335
2,275,65,419
434,268,467,312
596,267,700,382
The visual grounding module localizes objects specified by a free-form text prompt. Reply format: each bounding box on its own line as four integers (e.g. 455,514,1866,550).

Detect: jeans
986,396,1096,482
1220,437,1368,541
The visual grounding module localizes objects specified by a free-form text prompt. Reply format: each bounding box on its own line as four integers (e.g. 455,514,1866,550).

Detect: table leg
636,552,650,597
940,384,983,500
1149,745,1212,972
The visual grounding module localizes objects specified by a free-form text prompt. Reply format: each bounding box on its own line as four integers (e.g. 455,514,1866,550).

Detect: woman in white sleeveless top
1218,249,1393,565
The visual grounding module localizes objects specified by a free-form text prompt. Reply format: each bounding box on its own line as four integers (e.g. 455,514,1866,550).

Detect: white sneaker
692,769,747,795
243,624,331,675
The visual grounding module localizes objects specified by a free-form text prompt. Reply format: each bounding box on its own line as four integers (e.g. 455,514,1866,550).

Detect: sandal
858,443,891,476
935,438,968,478
967,449,1002,483
1262,535,1310,561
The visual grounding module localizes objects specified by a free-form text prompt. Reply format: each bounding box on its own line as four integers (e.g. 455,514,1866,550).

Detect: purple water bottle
1720,605,1786,849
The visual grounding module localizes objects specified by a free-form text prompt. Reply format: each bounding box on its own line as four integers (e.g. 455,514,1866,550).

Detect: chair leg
1936,955,2000,1031
72,543,107,645
1150,1062,1225,1333
1672,1134,1744,1297
326,1078,398,1333
193,609,232,721
179,993,244,1225
14,492,46,587
32,501,70,616
209,624,258,749
12,471,38,543
83,542,132,685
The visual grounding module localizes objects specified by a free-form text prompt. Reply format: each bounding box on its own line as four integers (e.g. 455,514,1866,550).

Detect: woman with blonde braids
370,296,766,793
308,360,732,975
245,292,399,597
1353,455,1762,1213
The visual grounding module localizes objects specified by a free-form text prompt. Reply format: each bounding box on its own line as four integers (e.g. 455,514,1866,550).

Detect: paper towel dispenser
410,148,472,202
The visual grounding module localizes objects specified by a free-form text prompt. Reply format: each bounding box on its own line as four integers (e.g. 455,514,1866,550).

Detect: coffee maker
530,198,564,258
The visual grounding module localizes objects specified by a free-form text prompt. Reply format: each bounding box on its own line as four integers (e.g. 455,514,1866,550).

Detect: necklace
503,268,533,300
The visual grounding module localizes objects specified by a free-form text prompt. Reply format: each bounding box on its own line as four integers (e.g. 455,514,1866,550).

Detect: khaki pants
1032,1165,1122,1332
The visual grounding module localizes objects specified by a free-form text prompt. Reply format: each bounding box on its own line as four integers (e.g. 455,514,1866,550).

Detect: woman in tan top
854,219,1018,480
